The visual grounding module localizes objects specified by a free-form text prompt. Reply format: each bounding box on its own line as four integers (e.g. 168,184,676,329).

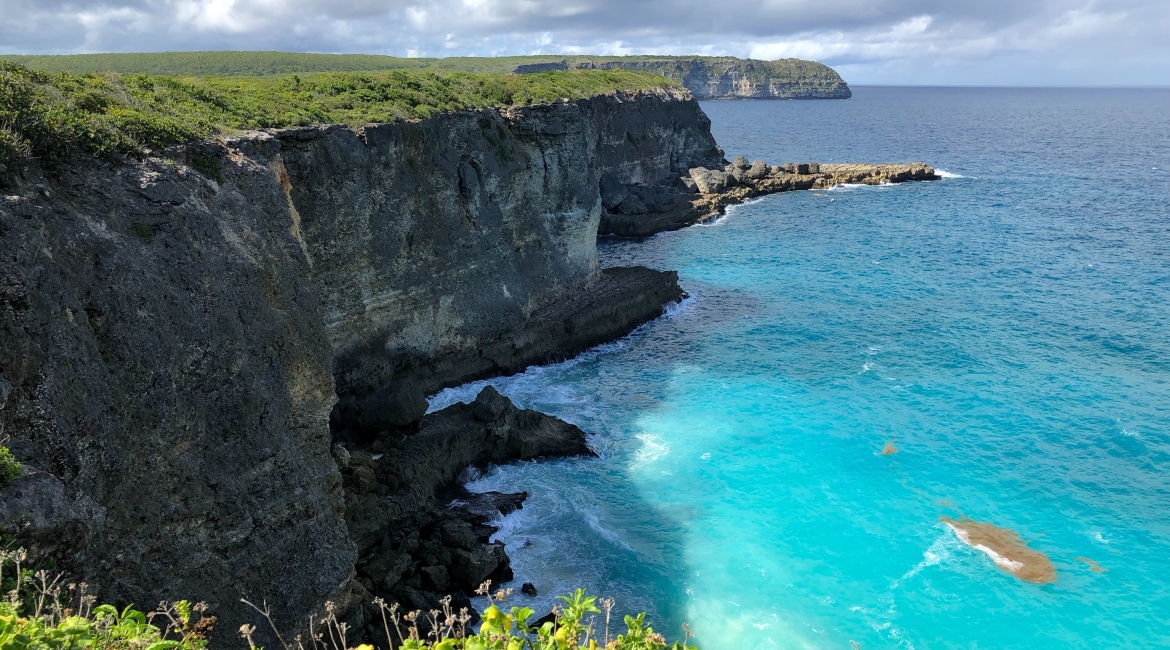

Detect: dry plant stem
374,598,397,647
241,598,292,650
33,569,63,619
601,598,615,647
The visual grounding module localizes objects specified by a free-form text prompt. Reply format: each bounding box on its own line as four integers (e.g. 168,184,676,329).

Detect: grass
0,61,676,169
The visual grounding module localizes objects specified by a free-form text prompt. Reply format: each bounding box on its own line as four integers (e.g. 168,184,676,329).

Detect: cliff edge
569,57,851,100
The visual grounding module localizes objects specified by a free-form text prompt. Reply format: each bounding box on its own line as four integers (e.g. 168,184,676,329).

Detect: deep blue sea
432,87,1170,649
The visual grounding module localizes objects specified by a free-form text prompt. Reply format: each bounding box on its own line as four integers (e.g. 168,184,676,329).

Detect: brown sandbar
942,516,1057,584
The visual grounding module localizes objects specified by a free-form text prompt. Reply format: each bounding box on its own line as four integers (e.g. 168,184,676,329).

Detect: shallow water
431,87,1170,648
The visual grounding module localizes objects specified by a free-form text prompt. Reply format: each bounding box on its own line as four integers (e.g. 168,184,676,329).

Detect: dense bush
0,61,675,170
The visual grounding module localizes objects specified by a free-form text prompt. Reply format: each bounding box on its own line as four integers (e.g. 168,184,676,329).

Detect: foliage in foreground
241,583,695,650
0,548,213,650
0,445,21,486
0,61,675,169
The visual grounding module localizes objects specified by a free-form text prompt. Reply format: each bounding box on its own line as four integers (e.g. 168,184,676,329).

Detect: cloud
1,0,1167,85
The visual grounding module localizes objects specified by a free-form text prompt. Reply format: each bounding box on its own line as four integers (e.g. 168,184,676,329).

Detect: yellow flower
352,644,375,650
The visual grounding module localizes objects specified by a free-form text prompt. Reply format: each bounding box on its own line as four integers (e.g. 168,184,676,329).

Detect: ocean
430,86,1170,649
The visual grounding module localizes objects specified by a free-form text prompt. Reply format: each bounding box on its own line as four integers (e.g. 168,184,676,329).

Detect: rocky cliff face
266,88,718,435
0,87,720,641
573,57,851,100
0,154,353,638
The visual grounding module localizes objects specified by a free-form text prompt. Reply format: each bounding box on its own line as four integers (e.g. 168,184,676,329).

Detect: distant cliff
568,57,851,100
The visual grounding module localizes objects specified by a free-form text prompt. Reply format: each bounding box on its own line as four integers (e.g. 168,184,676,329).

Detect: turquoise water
431,87,1170,649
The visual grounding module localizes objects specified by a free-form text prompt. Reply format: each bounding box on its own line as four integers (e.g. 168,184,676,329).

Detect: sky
2,0,1168,86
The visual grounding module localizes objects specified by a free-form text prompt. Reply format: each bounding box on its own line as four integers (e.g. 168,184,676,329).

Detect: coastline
0,81,933,646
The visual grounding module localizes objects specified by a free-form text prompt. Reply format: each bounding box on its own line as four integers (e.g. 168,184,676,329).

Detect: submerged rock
942,516,1057,584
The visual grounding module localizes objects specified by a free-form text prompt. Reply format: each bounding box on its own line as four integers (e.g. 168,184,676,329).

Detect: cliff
0,86,719,642
569,57,851,100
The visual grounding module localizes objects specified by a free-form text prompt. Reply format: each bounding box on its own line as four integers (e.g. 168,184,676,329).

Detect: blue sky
2,0,1167,86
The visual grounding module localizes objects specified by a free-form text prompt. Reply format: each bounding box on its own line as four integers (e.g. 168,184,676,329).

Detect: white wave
694,196,767,228
892,531,957,588
630,432,670,470
663,293,697,318
944,521,1023,572
935,169,964,179
825,182,893,191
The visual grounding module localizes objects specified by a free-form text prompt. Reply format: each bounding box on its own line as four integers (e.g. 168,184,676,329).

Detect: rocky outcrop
600,159,939,237
0,85,716,644
572,57,851,100
340,386,593,633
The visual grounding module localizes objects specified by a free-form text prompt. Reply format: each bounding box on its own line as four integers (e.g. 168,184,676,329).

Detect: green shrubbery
0,61,675,170
0,548,214,649
242,583,694,650
0,548,690,650
0,447,20,486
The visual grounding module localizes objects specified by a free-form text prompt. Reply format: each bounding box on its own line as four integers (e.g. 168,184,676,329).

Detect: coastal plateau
0,76,928,645
1,53,852,100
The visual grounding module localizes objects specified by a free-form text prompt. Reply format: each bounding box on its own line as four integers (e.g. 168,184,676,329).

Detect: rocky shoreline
0,82,934,647
601,157,939,237
335,386,595,635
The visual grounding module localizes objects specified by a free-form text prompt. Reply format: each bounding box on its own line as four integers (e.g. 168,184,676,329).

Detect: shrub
0,447,20,486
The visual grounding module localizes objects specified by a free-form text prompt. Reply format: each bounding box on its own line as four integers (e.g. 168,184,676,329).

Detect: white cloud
0,0,1167,85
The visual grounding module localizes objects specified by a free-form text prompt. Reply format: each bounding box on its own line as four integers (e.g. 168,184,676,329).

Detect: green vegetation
0,60,674,169
0,447,21,486
0,53,847,99
190,151,223,183
244,583,695,650
0,51,823,79
0,548,214,649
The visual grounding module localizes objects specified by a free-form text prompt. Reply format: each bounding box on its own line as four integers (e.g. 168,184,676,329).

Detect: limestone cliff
0,87,720,641
569,57,851,100
266,88,719,434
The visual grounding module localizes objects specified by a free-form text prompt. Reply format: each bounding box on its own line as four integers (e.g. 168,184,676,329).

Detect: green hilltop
0,61,675,169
